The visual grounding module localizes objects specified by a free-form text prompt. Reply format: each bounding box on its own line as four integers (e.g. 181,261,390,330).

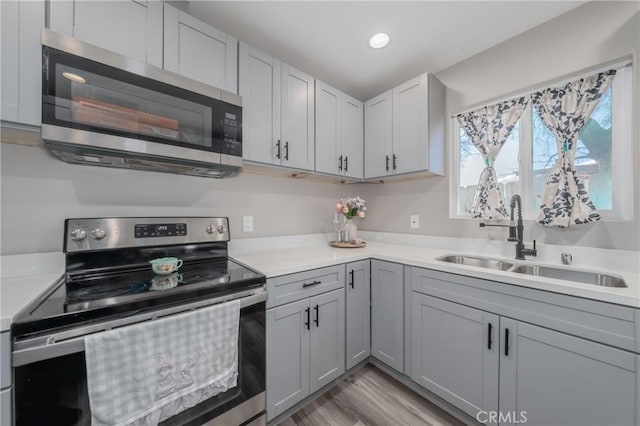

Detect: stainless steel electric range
12,217,266,426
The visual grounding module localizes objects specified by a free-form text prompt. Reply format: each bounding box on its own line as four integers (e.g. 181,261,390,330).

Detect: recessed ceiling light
62,72,86,84
369,33,390,49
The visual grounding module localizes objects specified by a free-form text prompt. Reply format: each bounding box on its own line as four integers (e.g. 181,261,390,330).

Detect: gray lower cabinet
266,299,310,420
266,287,345,421
371,260,404,372
1,332,10,389
309,289,346,393
345,260,371,370
1,388,11,426
411,294,499,419
411,266,639,426
499,318,638,426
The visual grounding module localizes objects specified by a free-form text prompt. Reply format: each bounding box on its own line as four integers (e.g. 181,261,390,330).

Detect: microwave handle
13,289,267,366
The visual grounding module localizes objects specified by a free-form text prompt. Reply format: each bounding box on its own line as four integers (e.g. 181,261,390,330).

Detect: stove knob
92,228,107,240
206,225,214,234
70,228,87,241
216,225,225,234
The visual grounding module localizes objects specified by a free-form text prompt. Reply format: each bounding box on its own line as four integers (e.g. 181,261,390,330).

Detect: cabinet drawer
1,332,10,389
267,265,345,308
412,267,638,352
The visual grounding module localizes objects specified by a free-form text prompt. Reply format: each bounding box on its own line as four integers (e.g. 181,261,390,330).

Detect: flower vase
343,218,357,241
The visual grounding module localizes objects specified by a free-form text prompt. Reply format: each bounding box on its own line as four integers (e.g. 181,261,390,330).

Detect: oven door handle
13,288,267,367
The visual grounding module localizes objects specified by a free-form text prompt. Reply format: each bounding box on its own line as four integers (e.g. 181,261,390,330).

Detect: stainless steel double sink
436,254,627,288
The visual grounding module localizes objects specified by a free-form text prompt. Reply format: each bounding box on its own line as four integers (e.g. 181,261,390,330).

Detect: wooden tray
329,241,366,248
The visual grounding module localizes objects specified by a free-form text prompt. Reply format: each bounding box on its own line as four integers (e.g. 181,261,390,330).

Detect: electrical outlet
410,214,420,229
242,216,254,232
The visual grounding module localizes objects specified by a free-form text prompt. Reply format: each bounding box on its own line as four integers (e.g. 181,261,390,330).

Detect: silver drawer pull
302,280,322,288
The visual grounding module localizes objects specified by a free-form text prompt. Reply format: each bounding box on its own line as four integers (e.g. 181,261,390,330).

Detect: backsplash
0,143,346,255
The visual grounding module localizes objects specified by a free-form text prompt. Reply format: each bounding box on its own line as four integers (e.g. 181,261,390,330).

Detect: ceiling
189,1,585,100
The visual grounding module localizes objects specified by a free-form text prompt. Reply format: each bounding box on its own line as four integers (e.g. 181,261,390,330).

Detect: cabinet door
281,64,315,170
364,90,393,179
499,319,638,426
314,80,341,176
266,299,310,421
346,260,371,370
371,260,404,372
411,294,499,419
164,4,237,92
309,289,345,394
341,94,364,179
1,0,44,125
239,43,281,165
392,73,428,174
50,0,163,67
1,388,11,426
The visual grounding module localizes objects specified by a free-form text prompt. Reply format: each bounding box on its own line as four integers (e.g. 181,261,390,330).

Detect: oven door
13,291,265,426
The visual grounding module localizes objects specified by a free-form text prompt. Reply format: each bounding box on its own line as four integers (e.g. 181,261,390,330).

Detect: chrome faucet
479,194,537,260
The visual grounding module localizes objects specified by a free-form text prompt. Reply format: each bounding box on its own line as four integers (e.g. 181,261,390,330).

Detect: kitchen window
451,62,634,221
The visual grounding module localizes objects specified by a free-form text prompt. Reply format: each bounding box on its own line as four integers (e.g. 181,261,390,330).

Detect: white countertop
231,233,640,309
1,251,65,331
1,272,63,331
1,234,638,332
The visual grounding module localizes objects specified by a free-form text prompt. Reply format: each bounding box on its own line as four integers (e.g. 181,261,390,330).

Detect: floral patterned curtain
531,70,616,227
457,97,529,220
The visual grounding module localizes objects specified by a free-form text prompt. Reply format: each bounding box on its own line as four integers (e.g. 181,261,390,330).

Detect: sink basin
512,265,627,288
437,255,514,271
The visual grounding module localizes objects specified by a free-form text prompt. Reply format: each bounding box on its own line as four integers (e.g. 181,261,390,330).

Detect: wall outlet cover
242,216,254,232
410,214,420,229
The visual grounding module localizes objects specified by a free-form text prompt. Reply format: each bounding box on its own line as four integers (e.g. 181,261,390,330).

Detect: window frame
449,61,634,222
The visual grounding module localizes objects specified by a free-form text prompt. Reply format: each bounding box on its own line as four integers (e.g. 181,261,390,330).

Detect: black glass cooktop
12,257,265,338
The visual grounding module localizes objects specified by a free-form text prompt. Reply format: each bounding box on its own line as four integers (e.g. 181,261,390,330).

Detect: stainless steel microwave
41,29,243,178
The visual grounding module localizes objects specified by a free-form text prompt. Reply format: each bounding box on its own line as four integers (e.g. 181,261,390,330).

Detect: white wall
358,1,640,251
0,143,345,254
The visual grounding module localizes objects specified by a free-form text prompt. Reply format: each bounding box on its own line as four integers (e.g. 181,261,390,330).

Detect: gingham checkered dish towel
85,299,241,426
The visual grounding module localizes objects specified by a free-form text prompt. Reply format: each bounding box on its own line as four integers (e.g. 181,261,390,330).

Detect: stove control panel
134,223,187,239
64,217,230,253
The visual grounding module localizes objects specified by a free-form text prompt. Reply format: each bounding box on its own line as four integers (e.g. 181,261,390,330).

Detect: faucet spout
509,194,536,260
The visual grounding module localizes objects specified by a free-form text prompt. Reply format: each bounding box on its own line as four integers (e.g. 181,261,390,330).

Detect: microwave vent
45,141,238,178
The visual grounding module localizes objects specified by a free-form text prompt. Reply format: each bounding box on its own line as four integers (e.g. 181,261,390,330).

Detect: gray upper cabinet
163,4,237,93
364,73,445,179
314,80,340,175
239,47,314,171
499,318,638,426
364,90,393,179
371,260,404,372
346,260,371,370
239,43,281,164
1,0,44,126
315,80,363,179
266,299,310,421
411,293,499,419
49,0,163,67
309,289,345,393
281,64,315,170
341,94,364,179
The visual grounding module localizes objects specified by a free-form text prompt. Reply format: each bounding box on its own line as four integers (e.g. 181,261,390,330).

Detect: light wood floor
279,365,466,426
